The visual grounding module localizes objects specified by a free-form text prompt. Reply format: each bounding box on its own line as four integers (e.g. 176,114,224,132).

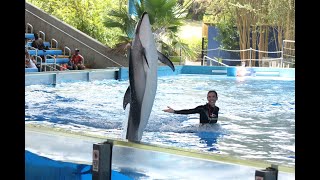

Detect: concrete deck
25,127,294,180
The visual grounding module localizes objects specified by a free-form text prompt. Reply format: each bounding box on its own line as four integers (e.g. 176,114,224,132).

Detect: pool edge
25,124,295,174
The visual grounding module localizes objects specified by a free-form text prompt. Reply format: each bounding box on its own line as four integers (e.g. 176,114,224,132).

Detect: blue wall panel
25,150,132,180
26,66,294,86
207,26,282,67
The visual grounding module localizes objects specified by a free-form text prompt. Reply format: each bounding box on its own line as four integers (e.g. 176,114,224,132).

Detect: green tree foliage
27,0,207,61
185,0,211,20
215,17,239,50
203,0,239,50
102,3,136,44
27,0,123,48
104,0,198,60
204,0,295,63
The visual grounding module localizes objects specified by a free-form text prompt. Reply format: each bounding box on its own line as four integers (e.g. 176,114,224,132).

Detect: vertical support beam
281,40,284,68
201,37,205,66
179,47,182,65
249,47,252,67
92,141,113,180
53,73,57,85
87,71,91,82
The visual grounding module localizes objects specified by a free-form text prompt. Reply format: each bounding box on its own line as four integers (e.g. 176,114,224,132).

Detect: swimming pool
25,74,295,167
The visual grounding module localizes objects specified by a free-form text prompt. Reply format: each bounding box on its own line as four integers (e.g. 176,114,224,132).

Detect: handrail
202,47,289,67
64,46,71,57
25,23,33,33
42,64,60,72
44,54,57,72
202,56,229,67
31,55,42,64
39,31,45,41
31,55,42,71
51,39,58,49
281,40,295,68
25,9,124,67
28,47,38,57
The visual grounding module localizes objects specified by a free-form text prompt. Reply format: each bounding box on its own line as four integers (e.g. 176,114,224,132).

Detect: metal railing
64,46,71,57
201,46,292,67
25,23,33,33
281,40,295,68
51,38,58,49
202,56,229,67
39,31,45,41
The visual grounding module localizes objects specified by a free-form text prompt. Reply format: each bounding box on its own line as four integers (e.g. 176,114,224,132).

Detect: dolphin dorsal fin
123,86,131,109
157,51,175,71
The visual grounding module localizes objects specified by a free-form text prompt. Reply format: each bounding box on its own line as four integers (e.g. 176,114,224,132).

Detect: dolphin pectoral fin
123,86,131,109
157,51,175,71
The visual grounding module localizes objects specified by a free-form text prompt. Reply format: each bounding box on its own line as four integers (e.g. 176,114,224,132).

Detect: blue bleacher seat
28,49,63,56
25,30,71,71
26,41,51,48
45,58,69,64
25,68,38,72
25,33,34,40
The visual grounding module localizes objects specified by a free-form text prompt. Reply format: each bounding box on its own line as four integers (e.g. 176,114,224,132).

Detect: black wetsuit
174,103,219,124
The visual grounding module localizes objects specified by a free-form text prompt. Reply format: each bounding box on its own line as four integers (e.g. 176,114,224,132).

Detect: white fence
202,40,295,68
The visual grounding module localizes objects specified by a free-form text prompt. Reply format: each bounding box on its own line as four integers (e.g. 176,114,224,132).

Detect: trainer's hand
163,106,175,113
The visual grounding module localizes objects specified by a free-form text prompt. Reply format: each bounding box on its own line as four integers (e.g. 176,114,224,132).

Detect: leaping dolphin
123,12,175,142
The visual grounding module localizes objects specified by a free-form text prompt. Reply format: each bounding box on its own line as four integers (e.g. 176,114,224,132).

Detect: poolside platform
25,125,294,180
25,65,295,86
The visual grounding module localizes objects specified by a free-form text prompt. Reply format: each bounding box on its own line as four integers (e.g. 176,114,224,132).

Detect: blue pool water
25,74,295,167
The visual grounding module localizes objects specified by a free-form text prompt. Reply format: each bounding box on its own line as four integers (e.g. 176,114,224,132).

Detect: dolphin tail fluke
123,86,131,109
157,51,175,72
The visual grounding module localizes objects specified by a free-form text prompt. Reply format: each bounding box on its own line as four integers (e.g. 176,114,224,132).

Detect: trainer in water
123,12,175,142
163,90,219,124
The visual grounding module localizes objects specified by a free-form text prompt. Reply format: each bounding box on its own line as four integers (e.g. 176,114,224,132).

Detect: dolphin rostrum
123,12,175,142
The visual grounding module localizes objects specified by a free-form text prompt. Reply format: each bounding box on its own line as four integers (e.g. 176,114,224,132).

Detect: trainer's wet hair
208,90,218,97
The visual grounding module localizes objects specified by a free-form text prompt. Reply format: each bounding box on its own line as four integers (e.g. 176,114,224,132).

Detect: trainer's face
207,92,218,106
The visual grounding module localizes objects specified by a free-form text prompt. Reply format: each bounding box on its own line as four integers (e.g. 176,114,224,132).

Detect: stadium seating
25,26,72,72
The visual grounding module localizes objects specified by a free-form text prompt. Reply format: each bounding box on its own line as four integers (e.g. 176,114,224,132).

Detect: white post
281,40,284,68
249,47,252,67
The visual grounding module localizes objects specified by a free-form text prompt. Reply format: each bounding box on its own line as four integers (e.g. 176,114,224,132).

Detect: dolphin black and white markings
123,12,175,142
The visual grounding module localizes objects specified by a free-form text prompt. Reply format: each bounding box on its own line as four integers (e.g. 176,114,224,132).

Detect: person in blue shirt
163,90,219,124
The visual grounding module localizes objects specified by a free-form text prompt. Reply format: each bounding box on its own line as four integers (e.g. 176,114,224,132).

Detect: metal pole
92,140,113,180
201,37,204,66
179,47,182,65
281,40,284,68
249,47,252,67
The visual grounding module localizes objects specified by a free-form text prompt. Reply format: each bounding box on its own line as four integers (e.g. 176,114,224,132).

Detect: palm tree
103,5,136,53
104,0,196,60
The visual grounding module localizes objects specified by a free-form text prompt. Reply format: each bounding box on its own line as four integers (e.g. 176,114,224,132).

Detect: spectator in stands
25,38,33,50
25,48,37,69
60,63,68,71
31,32,47,63
68,48,85,70
67,59,73,70
31,32,46,50
25,38,29,48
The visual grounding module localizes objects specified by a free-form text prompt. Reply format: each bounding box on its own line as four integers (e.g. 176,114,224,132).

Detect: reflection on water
197,131,220,151
25,74,295,166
